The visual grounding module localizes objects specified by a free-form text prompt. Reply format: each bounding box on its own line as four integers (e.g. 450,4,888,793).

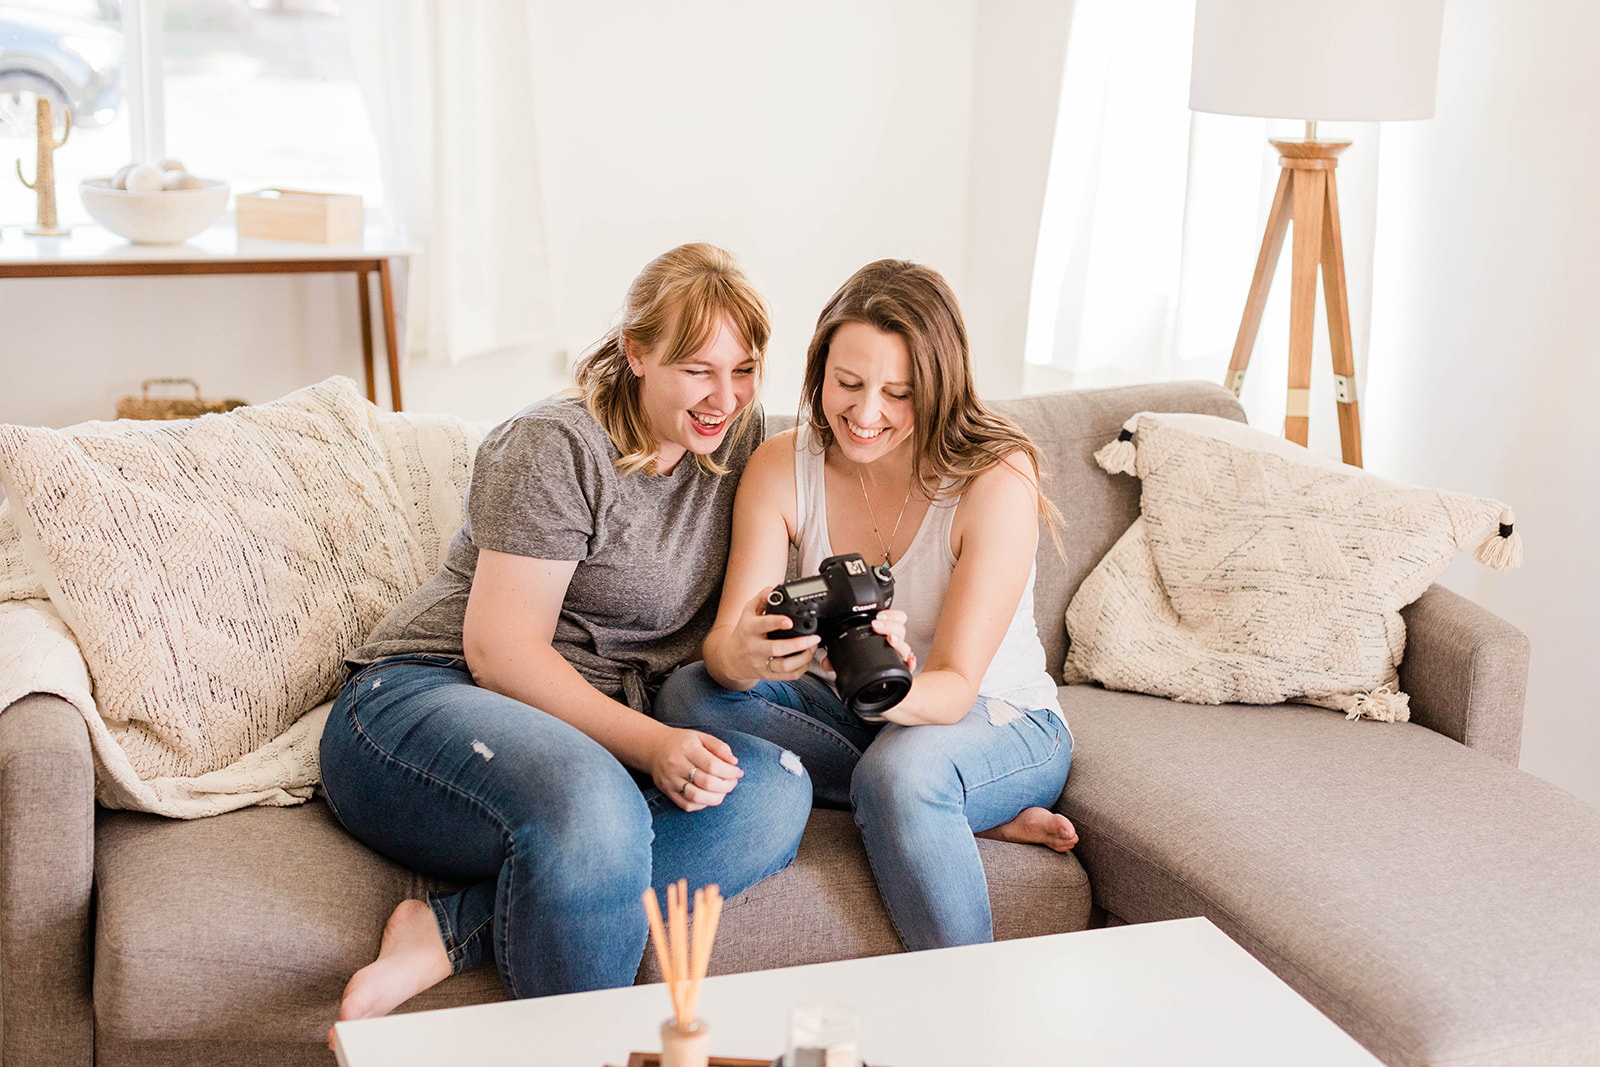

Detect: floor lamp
1189,0,1445,467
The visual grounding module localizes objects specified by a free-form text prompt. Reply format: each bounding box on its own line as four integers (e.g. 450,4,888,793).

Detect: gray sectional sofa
2,381,1597,1067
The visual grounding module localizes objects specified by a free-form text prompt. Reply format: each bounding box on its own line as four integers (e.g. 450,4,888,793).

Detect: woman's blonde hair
802,259,1064,550
573,243,770,475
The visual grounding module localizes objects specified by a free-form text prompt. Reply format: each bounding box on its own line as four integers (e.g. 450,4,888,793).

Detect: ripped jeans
318,655,813,999
654,664,1072,951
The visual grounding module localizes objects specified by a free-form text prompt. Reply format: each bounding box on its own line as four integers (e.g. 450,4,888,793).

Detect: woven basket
116,378,248,420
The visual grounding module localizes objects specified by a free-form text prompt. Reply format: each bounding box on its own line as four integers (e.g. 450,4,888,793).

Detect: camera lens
826,622,913,722
850,675,911,718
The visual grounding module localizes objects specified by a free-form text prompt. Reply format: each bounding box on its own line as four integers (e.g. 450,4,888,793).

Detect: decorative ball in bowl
79,174,229,244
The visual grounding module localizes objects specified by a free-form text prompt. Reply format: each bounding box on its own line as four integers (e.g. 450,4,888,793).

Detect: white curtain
342,1,561,365
1026,0,1382,460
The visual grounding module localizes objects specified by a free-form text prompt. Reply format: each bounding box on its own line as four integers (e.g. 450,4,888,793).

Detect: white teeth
691,412,726,428
846,419,885,440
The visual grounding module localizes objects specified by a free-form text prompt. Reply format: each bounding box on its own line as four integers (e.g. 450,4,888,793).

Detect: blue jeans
318,655,812,999
654,664,1072,951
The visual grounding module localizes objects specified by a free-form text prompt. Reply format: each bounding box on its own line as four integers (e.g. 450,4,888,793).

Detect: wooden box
236,188,363,244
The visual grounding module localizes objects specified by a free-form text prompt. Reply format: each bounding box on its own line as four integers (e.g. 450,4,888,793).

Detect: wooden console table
0,222,417,411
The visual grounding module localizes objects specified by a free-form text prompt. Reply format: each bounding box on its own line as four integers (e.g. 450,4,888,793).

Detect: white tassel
1094,417,1140,476
1341,685,1411,724
1474,507,1523,570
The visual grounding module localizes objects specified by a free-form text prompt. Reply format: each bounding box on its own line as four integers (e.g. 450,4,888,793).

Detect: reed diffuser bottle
644,881,723,1067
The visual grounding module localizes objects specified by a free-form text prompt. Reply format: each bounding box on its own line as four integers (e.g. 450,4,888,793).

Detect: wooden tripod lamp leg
1284,166,1327,446
1225,168,1294,398
1320,171,1363,466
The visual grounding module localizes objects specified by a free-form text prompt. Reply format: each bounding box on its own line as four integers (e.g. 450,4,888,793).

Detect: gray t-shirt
348,395,762,711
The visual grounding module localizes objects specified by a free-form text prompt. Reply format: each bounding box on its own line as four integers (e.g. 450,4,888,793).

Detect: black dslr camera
764,552,913,721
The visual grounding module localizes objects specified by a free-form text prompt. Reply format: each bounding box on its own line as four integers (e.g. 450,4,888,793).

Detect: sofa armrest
0,693,95,1067
1397,584,1530,766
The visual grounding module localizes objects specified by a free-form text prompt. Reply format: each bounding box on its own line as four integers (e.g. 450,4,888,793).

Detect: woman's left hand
872,608,916,673
822,608,915,675
648,726,744,813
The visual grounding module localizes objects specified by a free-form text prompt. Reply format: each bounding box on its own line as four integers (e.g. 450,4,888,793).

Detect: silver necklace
855,462,914,568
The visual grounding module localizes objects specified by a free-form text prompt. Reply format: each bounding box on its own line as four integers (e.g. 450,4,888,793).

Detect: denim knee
654,663,731,730
721,732,813,850
849,734,957,822
513,777,655,897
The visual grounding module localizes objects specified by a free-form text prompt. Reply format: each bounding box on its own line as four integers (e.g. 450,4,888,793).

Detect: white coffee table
332,916,1381,1066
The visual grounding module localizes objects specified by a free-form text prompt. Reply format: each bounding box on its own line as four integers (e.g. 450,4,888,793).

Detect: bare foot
327,899,453,1049
978,807,1079,852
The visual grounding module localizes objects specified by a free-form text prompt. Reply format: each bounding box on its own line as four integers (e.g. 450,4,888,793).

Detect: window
2,0,382,228
1,0,128,225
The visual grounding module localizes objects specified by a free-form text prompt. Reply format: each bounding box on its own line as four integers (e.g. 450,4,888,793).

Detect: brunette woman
656,259,1074,951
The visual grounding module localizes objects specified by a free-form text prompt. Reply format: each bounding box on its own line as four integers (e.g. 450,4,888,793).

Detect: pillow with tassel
1064,412,1521,720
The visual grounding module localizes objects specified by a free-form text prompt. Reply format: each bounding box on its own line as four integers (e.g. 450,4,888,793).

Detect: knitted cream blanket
0,379,480,818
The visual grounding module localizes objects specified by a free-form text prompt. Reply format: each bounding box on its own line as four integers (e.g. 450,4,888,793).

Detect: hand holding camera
764,553,915,721
741,590,821,682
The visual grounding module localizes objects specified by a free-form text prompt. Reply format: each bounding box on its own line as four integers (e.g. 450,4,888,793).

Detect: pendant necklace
855,462,914,569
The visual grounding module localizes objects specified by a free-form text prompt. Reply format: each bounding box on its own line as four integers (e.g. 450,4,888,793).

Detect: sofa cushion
1062,412,1514,713
0,377,426,788
93,802,502,1054
1058,683,1600,1067
93,803,1089,1063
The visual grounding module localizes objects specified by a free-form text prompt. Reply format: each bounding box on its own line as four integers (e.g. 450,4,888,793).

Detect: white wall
1364,0,1600,808
527,0,978,417
3,1,994,429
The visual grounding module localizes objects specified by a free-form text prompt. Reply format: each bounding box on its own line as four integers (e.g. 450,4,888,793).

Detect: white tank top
791,424,1063,723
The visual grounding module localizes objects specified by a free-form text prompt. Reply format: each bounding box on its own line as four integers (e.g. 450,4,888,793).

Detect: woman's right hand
649,726,746,812
728,588,821,687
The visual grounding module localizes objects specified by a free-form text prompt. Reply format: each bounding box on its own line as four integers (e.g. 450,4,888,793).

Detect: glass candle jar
785,1003,859,1067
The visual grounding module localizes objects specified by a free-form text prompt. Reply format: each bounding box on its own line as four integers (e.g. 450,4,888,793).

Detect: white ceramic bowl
79,178,230,244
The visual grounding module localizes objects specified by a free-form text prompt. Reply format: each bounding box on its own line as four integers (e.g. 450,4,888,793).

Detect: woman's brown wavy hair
801,259,1063,550
573,243,770,475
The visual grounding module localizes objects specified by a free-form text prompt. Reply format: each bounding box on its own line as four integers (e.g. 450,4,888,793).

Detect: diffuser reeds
643,879,724,1029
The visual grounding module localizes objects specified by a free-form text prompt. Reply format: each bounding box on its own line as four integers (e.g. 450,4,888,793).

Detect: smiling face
629,314,759,475
820,321,916,469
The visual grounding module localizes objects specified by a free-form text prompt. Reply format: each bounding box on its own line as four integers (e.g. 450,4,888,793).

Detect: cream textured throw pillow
0,377,429,789
1064,412,1520,717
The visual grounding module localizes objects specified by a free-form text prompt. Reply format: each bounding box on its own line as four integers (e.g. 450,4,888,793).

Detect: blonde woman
319,245,811,1029
657,259,1075,951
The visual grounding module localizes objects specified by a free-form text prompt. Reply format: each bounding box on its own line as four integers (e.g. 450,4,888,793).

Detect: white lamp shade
1190,0,1445,122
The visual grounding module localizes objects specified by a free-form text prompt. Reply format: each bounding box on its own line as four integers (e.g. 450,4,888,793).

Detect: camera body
765,552,912,721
